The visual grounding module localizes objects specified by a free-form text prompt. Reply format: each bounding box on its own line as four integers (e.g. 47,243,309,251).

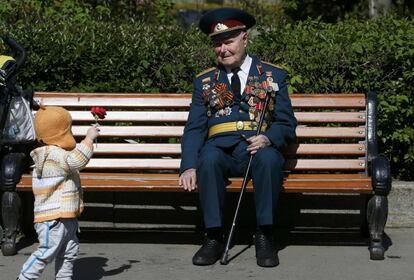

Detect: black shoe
254,228,279,267
192,237,224,266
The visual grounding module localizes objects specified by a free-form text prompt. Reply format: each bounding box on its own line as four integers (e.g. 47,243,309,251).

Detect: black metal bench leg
1,191,22,256
366,195,388,260
1,153,25,256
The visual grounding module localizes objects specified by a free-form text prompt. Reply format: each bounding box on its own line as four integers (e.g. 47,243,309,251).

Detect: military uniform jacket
180,56,297,174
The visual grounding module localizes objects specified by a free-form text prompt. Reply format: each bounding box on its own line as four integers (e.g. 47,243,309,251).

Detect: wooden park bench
17,91,391,260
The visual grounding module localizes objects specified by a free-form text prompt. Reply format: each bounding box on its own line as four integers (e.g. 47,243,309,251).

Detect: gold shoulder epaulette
262,61,284,70
196,67,216,78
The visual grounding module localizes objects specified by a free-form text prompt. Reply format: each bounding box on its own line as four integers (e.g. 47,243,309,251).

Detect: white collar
239,54,252,75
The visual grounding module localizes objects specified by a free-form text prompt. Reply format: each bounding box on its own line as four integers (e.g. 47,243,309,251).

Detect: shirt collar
239,54,252,75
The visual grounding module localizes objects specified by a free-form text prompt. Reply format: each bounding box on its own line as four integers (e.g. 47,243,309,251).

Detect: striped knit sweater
30,140,93,223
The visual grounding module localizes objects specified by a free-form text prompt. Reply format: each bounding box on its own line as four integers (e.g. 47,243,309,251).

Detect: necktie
231,67,241,101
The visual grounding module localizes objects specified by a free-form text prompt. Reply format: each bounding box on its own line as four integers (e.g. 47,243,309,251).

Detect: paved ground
1,228,413,280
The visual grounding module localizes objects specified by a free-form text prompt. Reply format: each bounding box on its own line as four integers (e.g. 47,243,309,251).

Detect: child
17,106,99,280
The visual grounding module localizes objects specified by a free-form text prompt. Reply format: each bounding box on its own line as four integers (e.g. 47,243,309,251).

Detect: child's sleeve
66,140,94,170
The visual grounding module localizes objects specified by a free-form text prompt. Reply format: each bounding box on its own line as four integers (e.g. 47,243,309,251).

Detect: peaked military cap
199,8,256,38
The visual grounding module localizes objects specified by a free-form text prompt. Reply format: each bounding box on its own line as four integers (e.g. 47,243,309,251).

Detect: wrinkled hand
179,168,197,191
85,124,100,143
246,135,271,154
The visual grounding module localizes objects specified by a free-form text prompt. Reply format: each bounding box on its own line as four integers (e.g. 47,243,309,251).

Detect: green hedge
251,18,414,179
0,11,412,179
0,20,211,93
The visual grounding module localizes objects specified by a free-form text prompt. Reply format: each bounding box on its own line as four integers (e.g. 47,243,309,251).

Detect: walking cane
220,86,274,265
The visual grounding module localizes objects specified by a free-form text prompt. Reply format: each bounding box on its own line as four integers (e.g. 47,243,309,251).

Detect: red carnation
90,107,106,147
91,107,106,121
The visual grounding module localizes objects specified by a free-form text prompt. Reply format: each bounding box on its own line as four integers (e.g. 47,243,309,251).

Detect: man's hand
246,135,271,154
179,168,197,191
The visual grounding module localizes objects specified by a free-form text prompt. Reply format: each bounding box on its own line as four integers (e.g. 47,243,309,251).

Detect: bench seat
18,173,372,193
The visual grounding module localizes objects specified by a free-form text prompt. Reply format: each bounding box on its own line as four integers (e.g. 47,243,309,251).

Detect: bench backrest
34,92,368,169
30,92,372,193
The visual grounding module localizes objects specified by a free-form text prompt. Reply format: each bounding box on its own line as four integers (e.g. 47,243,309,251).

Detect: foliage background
0,0,413,179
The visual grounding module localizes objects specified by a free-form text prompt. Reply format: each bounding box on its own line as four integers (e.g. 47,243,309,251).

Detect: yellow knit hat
34,106,76,151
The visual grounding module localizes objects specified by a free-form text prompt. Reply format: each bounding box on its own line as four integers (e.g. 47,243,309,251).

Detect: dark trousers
196,140,284,228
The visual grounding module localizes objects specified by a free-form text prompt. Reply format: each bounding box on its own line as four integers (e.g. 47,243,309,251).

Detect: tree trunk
369,0,392,18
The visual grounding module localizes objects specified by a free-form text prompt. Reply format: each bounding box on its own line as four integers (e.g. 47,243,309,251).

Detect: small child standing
17,106,99,280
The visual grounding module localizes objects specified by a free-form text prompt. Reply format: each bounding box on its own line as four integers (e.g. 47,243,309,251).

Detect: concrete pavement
1,228,413,280
3,181,413,279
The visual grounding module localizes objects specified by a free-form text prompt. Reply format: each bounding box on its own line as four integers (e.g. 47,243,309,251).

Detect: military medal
204,82,234,117
224,106,232,116
257,63,264,75
271,82,279,92
245,85,252,94
215,109,225,117
258,90,266,100
247,107,255,120
223,91,233,106
202,77,211,83
247,96,255,107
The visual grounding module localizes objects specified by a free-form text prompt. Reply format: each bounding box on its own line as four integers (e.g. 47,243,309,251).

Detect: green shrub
251,17,414,179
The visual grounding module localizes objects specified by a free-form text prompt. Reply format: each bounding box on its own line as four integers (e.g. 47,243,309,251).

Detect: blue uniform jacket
180,56,297,174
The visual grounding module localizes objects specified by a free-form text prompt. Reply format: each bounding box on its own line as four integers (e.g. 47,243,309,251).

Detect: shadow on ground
12,228,392,267
73,257,140,280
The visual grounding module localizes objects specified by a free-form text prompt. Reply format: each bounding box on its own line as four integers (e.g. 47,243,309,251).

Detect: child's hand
85,124,100,143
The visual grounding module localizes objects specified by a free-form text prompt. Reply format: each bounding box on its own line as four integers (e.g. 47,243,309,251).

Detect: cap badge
214,23,229,32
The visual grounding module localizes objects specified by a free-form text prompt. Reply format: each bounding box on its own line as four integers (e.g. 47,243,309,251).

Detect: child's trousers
18,218,79,280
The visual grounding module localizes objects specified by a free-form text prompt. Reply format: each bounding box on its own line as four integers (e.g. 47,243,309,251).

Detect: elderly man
179,8,297,267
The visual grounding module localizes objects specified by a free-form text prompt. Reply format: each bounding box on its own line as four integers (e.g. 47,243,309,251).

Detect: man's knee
197,147,224,171
0,153,25,191
252,147,284,170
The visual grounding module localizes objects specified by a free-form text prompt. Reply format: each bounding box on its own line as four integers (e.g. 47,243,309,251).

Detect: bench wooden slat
88,143,365,155
67,111,366,123
34,93,366,108
71,126,366,138
290,94,366,108
17,173,372,193
293,112,366,123
91,143,182,154
70,111,189,122
284,159,366,170
284,143,365,155
295,126,365,138
34,93,191,108
83,158,365,170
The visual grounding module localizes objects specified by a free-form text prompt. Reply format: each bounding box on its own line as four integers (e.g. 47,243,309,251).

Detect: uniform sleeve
65,140,94,171
264,70,297,150
180,78,209,174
